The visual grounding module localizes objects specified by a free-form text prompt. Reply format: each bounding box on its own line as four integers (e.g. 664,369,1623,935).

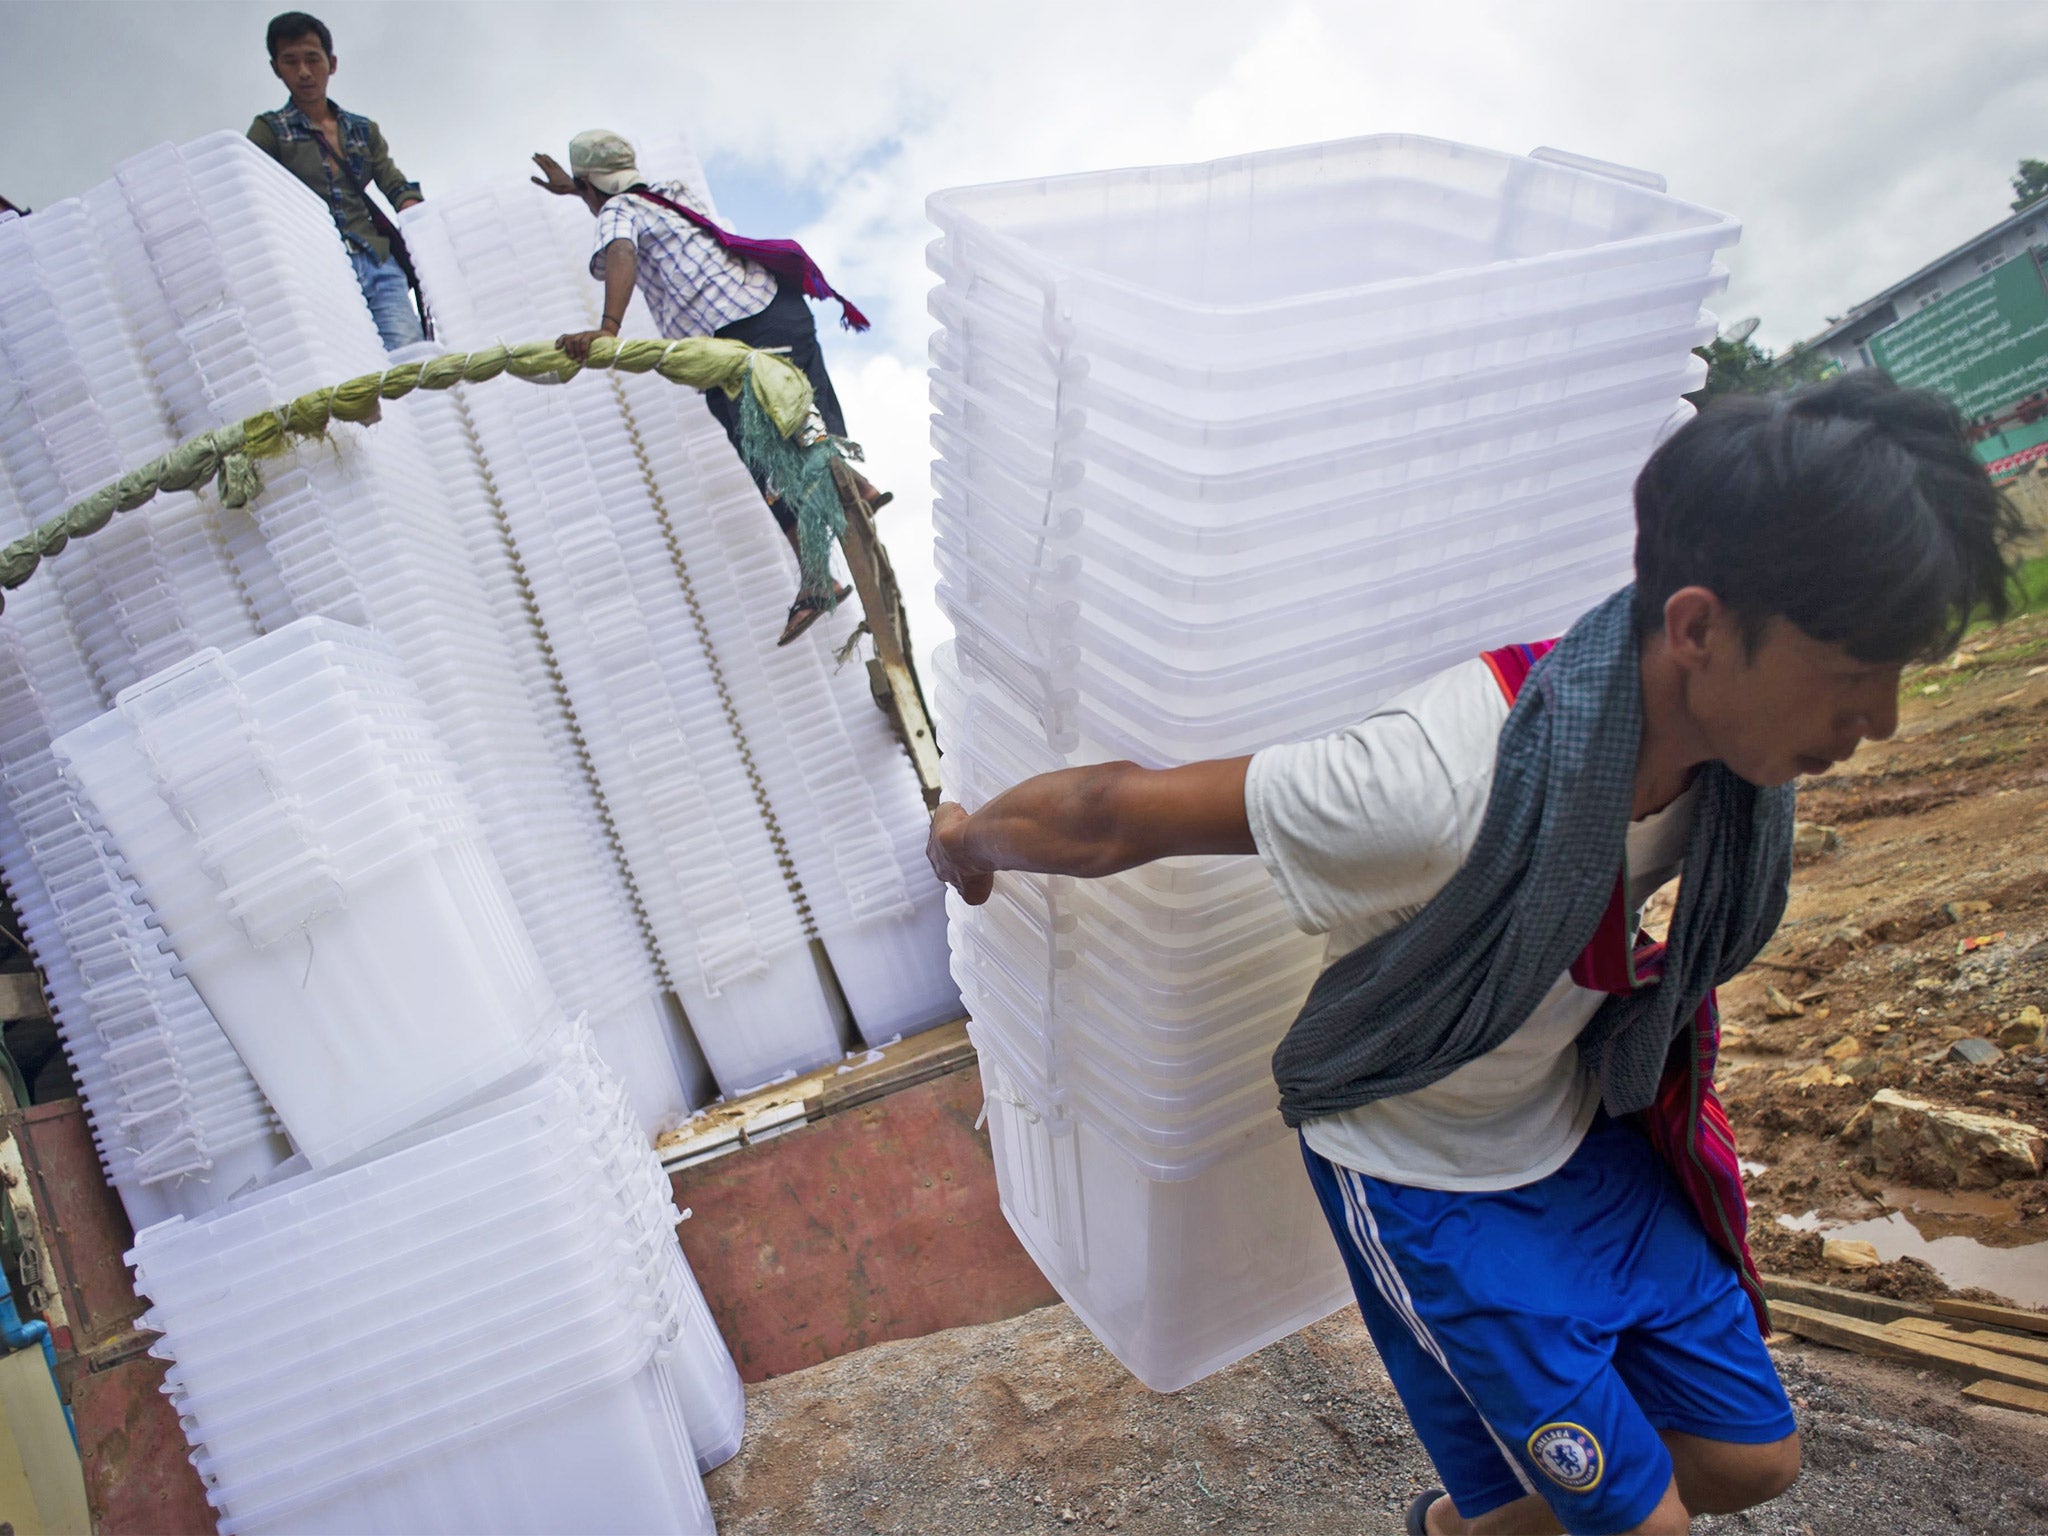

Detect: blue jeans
349,247,423,350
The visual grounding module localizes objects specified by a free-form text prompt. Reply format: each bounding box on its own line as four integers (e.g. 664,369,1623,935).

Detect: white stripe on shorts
1336,1166,1536,1497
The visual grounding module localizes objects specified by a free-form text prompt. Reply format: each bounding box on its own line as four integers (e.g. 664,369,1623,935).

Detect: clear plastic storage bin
929,136,1737,1390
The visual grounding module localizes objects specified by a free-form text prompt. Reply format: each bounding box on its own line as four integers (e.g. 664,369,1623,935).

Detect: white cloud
6,0,2045,674
10,0,2043,353
4,0,2041,786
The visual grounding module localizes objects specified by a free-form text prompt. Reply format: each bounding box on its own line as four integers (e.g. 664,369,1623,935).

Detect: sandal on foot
1406,1488,1446,1536
846,472,892,510
777,584,855,647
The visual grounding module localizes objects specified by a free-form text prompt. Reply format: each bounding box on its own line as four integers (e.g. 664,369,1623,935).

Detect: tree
1691,334,1773,400
2013,158,2048,214
1686,332,1835,407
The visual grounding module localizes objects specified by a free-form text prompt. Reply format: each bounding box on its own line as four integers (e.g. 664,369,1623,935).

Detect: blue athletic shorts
1302,1115,1795,1534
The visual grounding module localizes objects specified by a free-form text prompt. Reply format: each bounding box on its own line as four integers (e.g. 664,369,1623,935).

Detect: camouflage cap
567,130,640,195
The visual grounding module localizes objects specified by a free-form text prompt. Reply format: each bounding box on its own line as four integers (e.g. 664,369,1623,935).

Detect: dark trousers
706,279,847,530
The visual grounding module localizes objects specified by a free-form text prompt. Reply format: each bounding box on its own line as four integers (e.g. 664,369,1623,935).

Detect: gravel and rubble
706,1303,2048,1535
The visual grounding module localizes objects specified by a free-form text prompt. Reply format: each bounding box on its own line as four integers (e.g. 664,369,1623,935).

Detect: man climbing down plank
534,130,889,645
926,375,2025,1535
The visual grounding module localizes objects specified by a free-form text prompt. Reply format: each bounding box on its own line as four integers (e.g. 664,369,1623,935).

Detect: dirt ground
707,1303,2048,1535
709,608,2048,1534
1708,608,2048,1303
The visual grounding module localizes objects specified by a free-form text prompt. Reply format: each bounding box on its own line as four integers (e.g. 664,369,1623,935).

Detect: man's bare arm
559,239,637,361
926,758,1254,906
600,238,637,330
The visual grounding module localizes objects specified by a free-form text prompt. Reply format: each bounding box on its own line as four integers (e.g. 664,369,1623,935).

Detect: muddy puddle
1778,1186,2048,1306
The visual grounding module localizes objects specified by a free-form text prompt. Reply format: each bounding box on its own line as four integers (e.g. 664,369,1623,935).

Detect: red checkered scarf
1484,639,1767,1334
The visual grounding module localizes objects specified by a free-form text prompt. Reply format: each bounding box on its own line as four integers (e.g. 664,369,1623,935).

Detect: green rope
0,336,833,614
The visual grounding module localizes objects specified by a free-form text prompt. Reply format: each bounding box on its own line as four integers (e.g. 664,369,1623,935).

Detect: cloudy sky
5,0,2045,645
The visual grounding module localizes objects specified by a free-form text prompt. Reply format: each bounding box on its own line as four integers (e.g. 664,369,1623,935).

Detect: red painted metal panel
14,1100,143,1351
671,1064,1056,1382
5,1100,207,1532
70,1351,215,1535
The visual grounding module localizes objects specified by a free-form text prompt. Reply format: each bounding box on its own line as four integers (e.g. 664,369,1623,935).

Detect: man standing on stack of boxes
248,10,426,351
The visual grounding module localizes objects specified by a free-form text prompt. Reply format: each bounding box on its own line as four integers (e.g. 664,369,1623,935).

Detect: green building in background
1801,202,2048,481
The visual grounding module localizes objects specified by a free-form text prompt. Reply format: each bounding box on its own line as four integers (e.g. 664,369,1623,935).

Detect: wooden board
1890,1317,2048,1364
655,1018,973,1169
1932,1298,2048,1337
1772,1301,2048,1390
831,459,941,806
1761,1273,1936,1326
1963,1379,2048,1418
0,970,49,1021
4,1099,146,1349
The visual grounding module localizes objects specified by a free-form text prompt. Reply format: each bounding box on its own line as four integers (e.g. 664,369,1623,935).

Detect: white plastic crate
930,136,1739,1389
55,621,554,1166
977,1032,1350,1393
0,331,285,1225
89,137,691,1127
135,1023,738,1533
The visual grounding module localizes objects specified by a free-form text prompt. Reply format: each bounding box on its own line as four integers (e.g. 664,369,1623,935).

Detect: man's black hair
266,11,333,59
1632,371,2025,664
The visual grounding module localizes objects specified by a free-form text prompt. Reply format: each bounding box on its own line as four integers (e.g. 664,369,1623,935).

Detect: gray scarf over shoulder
1272,586,1795,1128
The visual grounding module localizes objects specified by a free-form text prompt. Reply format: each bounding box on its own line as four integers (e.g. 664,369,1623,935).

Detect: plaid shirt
591,180,777,339
248,100,420,262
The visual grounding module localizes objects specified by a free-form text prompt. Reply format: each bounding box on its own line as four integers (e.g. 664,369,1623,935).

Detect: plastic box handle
1528,146,1668,194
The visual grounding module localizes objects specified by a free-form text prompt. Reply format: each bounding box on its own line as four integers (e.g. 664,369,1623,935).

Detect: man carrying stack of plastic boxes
928,375,2023,1536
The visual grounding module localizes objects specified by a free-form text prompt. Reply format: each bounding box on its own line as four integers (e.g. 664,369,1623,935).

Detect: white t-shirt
1245,658,1695,1192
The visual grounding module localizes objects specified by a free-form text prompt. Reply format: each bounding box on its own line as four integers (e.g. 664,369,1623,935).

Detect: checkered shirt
591,180,777,338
